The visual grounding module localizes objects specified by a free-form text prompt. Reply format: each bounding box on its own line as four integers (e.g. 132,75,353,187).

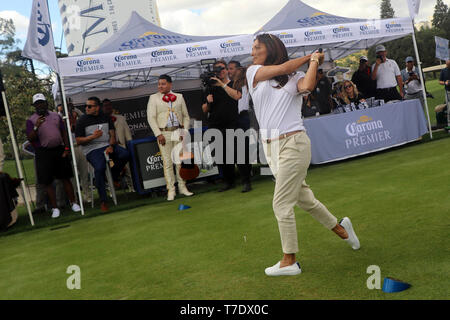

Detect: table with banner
127,128,219,195
128,99,428,193
303,99,429,164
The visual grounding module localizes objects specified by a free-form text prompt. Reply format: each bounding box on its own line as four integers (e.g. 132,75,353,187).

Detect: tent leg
411,21,433,139
58,75,85,215
1,91,34,226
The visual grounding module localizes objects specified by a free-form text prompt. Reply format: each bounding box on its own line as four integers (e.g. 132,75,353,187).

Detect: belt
265,130,303,144
160,126,181,132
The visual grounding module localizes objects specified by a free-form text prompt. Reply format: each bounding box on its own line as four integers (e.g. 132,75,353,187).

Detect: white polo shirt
372,58,401,89
247,65,305,140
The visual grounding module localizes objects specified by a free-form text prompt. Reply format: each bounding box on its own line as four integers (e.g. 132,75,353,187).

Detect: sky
0,0,445,63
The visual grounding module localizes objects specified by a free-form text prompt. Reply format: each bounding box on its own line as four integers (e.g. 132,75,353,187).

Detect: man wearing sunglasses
401,56,424,110
75,97,130,212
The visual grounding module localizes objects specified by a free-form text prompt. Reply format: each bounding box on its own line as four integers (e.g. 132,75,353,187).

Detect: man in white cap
371,45,404,102
401,56,424,109
351,55,377,98
26,93,81,218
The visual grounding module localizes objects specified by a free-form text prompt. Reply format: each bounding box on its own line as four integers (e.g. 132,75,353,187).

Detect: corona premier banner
265,17,414,48
59,0,161,55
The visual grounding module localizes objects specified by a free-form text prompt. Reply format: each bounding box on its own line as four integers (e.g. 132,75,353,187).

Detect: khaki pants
0,137,4,172
158,130,187,192
263,131,338,254
74,145,90,201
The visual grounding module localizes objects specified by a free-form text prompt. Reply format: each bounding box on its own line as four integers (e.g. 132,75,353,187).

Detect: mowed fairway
0,138,449,300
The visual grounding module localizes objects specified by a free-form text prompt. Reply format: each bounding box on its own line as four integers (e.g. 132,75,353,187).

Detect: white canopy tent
56,0,431,134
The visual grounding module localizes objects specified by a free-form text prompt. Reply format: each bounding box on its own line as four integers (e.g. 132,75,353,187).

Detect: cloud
0,10,29,39
156,0,436,36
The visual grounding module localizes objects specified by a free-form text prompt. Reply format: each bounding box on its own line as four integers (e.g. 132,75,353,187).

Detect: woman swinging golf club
247,34,360,276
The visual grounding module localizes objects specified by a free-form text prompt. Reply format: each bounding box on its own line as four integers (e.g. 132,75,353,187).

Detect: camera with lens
199,59,224,92
376,54,383,61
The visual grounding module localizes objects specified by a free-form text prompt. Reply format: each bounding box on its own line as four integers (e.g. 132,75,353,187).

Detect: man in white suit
147,75,193,201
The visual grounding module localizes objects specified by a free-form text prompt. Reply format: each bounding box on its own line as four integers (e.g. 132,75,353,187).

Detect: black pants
375,87,402,103
212,122,251,186
237,111,252,185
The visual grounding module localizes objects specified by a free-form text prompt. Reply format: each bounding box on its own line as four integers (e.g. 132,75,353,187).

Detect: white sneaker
265,261,302,276
340,217,360,250
179,187,194,197
71,203,81,213
51,208,60,219
167,190,176,201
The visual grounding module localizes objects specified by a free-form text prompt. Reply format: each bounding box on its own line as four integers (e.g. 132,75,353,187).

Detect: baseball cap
32,93,46,104
405,56,414,63
375,45,386,53
360,55,368,61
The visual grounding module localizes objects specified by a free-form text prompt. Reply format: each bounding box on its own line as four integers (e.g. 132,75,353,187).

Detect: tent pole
1,90,34,226
411,20,433,139
58,74,85,215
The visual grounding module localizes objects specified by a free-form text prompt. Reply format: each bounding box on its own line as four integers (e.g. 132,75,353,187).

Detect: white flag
22,0,59,73
407,0,421,19
435,36,449,61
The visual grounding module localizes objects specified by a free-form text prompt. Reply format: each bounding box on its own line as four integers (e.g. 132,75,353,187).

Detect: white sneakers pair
167,188,194,201
51,203,82,219
265,217,360,276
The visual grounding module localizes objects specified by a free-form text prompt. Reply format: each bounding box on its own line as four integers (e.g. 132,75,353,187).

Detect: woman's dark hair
255,33,290,88
232,66,248,91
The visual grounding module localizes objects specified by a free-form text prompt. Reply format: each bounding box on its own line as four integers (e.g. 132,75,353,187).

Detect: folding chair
87,154,117,208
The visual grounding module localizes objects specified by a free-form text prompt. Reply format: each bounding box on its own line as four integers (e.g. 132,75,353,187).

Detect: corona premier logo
332,26,353,39
147,152,162,165
385,21,404,33
346,116,383,137
150,48,178,63
114,53,138,62
76,57,100,67
151,49,174,57
113,53,141,68
186,44,212,58
121,31,187,50
219,40,245,53
360,24,380,35
304,29,325,42
75,57,104,73
186,45,208,53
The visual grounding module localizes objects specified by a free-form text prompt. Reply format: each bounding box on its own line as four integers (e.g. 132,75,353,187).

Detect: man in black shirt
202,60,249,192
351,56,377,98
75,97,130,212
312,69,332,114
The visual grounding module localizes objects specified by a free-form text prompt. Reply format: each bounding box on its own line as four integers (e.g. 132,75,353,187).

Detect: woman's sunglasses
344,85,353,89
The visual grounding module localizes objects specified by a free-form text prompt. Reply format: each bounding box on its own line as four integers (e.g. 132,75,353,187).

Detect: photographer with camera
201,60,246,192
371,45,404,102
401,56,424,109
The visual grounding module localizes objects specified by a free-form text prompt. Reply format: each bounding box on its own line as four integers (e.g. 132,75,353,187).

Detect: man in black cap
351,55,376,99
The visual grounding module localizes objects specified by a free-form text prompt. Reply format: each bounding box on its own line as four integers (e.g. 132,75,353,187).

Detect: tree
380,0,395,19
432,0,449,29
0,20,54,160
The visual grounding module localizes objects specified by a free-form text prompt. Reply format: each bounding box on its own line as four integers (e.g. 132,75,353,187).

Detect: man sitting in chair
75,97,130,212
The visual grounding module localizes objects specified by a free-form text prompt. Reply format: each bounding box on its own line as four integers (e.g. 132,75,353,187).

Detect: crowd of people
1,42,449,224
301,45,430,117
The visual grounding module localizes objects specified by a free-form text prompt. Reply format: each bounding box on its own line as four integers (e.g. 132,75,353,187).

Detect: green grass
0,137,448,300
2,158,35,185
